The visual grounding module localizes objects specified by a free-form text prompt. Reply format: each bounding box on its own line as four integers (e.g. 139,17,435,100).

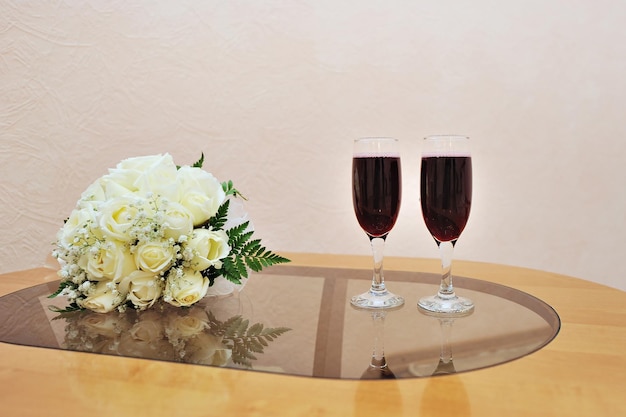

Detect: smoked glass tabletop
0,265,560,379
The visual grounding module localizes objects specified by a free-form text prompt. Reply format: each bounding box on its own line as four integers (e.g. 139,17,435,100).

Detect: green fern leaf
48,281,76,299
228,230,254,253
236,254,248,275
205,200,230,230
220,258,243,285
192,152,205,168
245,256,263,272
242,238,261,250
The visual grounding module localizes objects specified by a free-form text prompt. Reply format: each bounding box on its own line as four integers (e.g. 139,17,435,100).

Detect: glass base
417,294,474,316
350,290,405,310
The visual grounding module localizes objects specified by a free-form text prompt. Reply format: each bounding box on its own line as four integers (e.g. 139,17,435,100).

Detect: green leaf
176,153,204,170
213,220,290,285
205,200,230,230
192,152,205,168
200,265,220,287
222,180,248,200
245,256,263,272
48,281,76,299
227,221,252,245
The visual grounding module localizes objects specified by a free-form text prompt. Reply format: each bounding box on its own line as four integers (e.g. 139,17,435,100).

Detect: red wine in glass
418,136,474,315
353,156,402,238
351,137,404,310
420,156,472,243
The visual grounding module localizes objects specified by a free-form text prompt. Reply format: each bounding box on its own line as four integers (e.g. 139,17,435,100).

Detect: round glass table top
0,265,560,379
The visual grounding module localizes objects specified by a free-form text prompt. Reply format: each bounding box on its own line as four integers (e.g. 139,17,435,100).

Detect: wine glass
418,135,474,314
351,137,405,309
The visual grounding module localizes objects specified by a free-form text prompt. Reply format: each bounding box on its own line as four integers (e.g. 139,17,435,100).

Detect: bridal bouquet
50,153,289,313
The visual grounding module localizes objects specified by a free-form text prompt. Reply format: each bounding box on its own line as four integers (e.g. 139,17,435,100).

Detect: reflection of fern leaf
231,324,290,367
231,340,257,367
247,322,263,336
205,311,291,367
224,316,248,337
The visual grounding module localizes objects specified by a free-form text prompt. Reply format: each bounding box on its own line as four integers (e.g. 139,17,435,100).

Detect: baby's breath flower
60,267,71,279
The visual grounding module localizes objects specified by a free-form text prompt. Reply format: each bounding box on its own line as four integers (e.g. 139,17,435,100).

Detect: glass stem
369,236,387,293
437,240,457,299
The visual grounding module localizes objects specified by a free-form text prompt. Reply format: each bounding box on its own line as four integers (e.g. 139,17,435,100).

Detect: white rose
117,154,175,172
186,333,232,366
100,175,136,200
177,166,225,226
78,178,107,207
79,281,125,313
99,196,149,242
162,202,194,241
120,270,164,310
57,206,99,248
165,269,209,307
107,154,179,201
185,228,230,271
78,239,136,281
134,240,175,274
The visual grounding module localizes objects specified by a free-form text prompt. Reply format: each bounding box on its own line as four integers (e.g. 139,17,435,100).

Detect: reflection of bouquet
50,153,289,313
61,303,291,368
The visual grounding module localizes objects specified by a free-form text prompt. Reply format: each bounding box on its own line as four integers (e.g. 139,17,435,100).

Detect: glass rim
424,135,469,141
354,137,398,143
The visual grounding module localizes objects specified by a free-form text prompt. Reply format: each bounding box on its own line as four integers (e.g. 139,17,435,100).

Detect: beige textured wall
1,1,625,290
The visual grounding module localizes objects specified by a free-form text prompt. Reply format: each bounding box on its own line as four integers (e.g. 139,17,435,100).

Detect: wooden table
1,253,625,416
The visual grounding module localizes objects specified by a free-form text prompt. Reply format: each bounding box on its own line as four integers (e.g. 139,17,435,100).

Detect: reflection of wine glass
419,308,474,376
360,310,395,379
351,137,404,309
418,135,473,315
